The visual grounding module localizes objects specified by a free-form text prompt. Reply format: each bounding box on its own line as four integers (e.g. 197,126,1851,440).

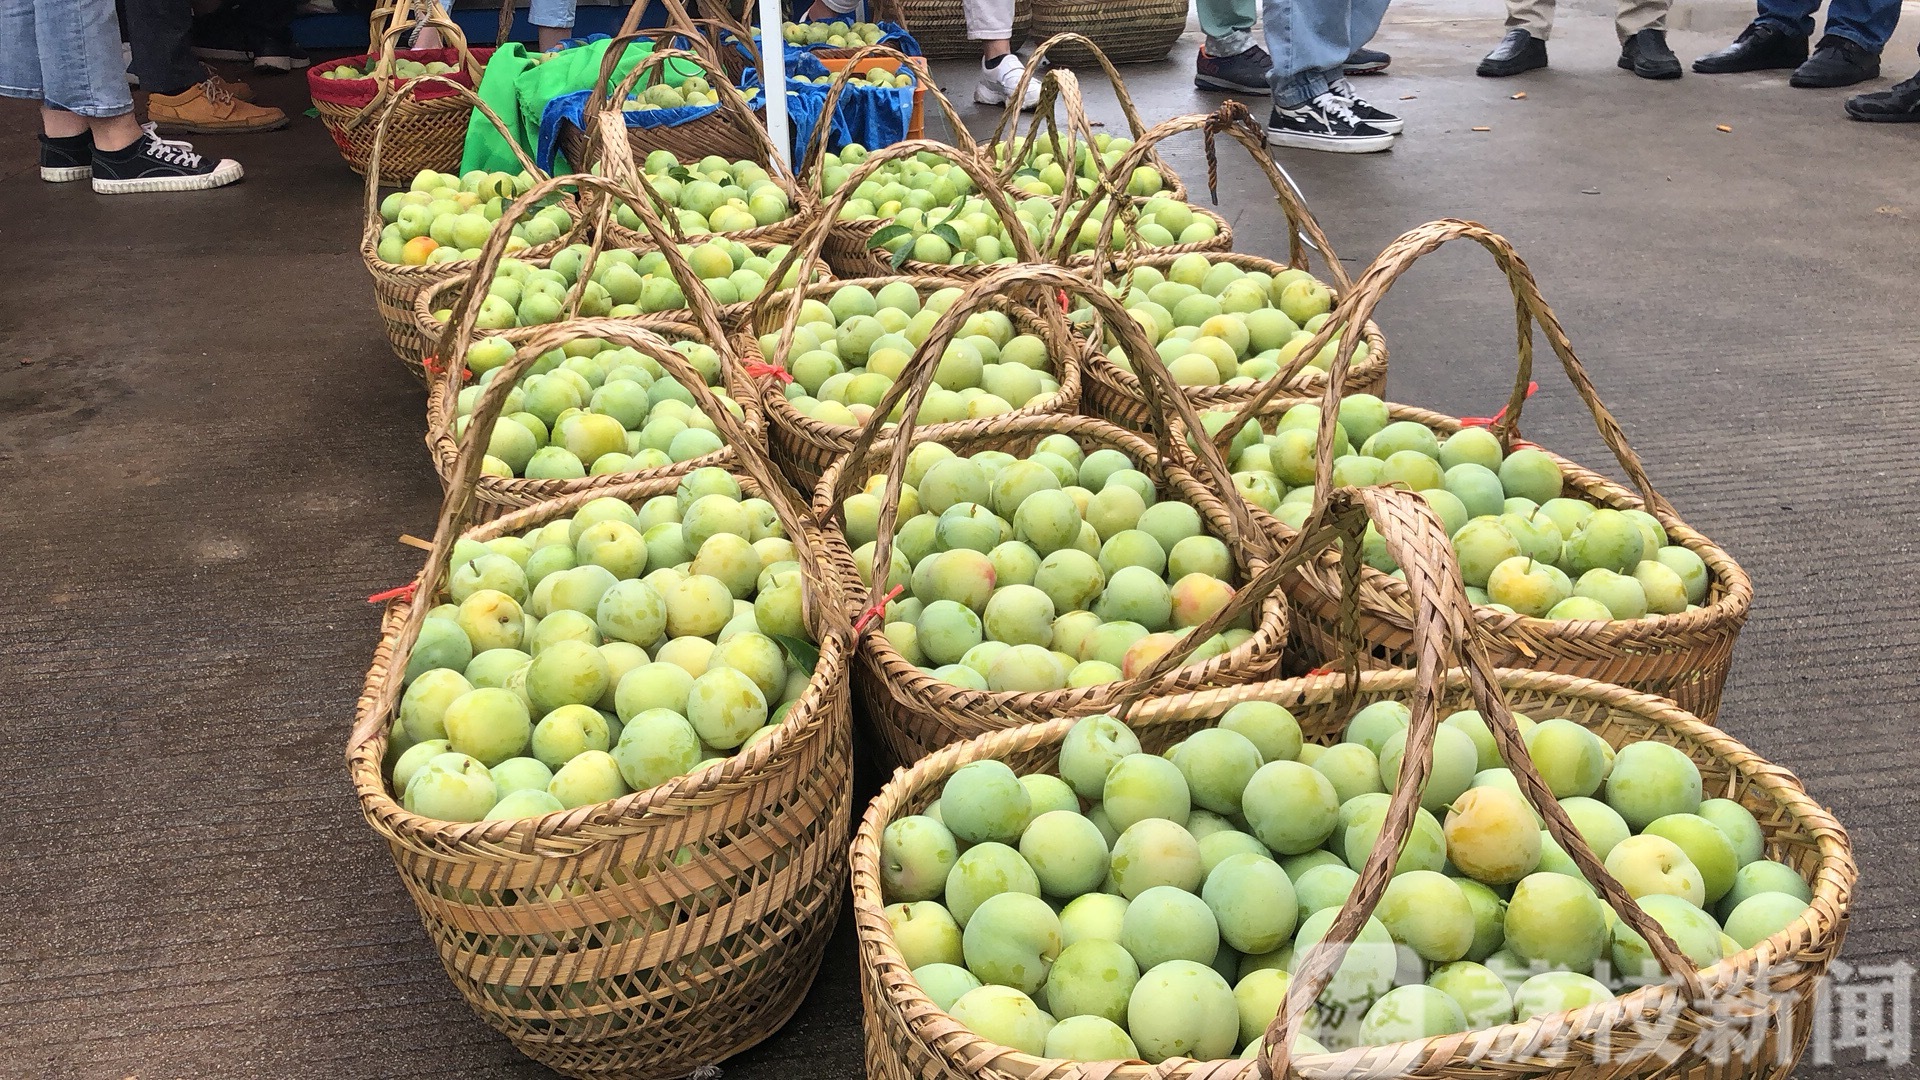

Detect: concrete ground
2,0,1916,1075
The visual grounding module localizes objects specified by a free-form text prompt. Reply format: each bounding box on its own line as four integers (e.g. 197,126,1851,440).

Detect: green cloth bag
461,37,701,175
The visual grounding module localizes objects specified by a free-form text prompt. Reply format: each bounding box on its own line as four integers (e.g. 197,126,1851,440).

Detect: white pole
757,0,790,168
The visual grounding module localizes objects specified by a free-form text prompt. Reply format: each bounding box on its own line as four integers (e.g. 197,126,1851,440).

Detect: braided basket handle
1087,102,1347,291
363,75,544,233
595,45,793,181
827,263,1265,626
797,43,976,182
348,0,483,130
364,314,807,746
1218,218,1677,521
760,135,1042,369
1246,484,1705,1077
986,33,1157,159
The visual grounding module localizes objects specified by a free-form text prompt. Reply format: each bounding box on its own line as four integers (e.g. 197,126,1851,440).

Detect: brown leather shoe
203,65,256,102
148,77,288,135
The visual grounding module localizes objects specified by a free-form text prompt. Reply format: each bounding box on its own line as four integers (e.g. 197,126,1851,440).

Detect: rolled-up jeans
1265,0,1391,107
0,0,135,116
436,0,577,31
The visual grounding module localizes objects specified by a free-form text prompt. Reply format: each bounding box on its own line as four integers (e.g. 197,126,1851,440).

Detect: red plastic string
852,584,906,636
1460,381,1538,428
1056,288,1069,311
367,582,419,605
1307,664,1343,676
421,355,472,381
745,360,794,385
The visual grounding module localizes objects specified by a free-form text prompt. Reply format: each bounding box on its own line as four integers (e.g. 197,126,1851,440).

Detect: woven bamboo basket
311,2,489,179
895,0,1031,58
1028,2,1185,63
1200,219,1752,721
812,263,1291,767
1077,104,1386,431
556,45,769,176
348,318,853,1080
421,169,766,522
741,147,1081,492
851,484,1854,1080
360,77,575,381
798,45,982,280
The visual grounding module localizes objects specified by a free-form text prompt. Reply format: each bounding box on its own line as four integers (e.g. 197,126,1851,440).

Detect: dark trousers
119,0,201,95
195,0,298,43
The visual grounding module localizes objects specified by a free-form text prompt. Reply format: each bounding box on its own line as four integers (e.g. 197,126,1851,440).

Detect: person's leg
1818,0,1899,51
1753,0,1818,39
1264,0,1393,151
234,0,306,71
967,0,1039,109
122,0,204,94
529,0,576,50
1478,0,1552,76
1325,0,1402,128
1194,0,1271,93
1615,0,1680,76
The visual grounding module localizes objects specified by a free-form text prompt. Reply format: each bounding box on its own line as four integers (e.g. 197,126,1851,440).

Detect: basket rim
420,315,768,505
736,274,1085,452
849,665,1857,1080
346,465,846,852
1078,250,1392,402
1224,397,1754,644
813,412,1291,718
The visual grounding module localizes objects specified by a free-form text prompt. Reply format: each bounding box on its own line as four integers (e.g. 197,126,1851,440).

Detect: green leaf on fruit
931,223,961,250
888,242,914,269
866,223,911,250
667,165,693,182
771,634,820,675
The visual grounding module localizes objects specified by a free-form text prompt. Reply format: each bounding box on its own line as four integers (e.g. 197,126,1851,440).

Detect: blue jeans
439,0,578,30
0,0,134,117
1757,0,1900,51
1265,0,1392,107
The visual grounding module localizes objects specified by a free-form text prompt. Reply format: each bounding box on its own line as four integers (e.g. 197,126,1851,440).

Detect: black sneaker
1619,29,1683,79
250,33,310,73
1345,47,1391,75
1195,44,1272,93
91,125,244,194
39,132,93,183
1268,94,1395,153
1847,69,1920,121
1791,34,1879,87
1329,77,1404,133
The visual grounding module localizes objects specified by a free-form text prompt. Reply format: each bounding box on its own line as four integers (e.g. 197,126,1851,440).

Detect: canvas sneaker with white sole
91,125,244,194
976,55,1042,110
1267,93,1396,153
1328,77,1404,134
40,132,94,182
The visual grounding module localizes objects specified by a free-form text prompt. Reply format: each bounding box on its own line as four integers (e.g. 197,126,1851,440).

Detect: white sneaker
976,55,1042,110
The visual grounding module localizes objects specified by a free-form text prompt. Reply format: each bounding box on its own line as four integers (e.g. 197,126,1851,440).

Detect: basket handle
796,44,975,182
361,315,836,751
985,33,1157,157
362,75,544,233
827,263,1266,621
426,170,626,399
1087,101,1349,292
757,136,1043,381
588,109,735,348
591,44,792,183
1219,218,1677,522
347,0,483,131
1237,484,1707,1078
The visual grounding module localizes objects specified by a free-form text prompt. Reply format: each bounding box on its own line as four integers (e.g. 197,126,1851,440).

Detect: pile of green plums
1088,253,1362,388
621,74,758,112
1200,398,1713,621
988,131,1173,199
614,149,795,237
449,334,745,480
388,470,817,822
375,168,553,266
847,438,1252,694
760,283,1060,428
781,18,891,47
876,707,1814,1062
435,239,805,331
862,192,1218,269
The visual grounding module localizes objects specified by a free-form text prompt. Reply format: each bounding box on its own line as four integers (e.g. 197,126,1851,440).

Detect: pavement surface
2,0,1917,1076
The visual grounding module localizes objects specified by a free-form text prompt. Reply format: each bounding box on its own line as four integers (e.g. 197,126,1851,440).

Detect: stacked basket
311,2,491,179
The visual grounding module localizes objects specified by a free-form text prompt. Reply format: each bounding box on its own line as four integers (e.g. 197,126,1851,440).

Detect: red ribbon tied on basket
421,355,472,381
745,360,795,385
852,584,906,636
367,582,419,605
1460,381,1539,428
